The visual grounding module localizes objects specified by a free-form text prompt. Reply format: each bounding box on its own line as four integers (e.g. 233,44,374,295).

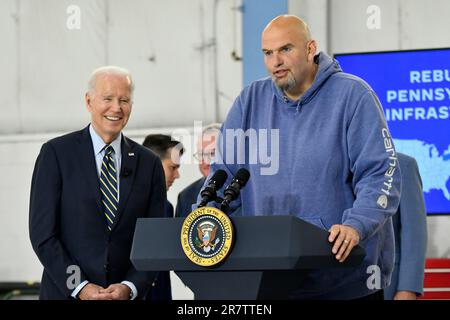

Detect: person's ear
307,40,317,62
85,92,92,112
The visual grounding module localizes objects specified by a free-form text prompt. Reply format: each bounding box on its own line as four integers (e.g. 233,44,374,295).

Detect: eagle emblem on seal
196,221,220,253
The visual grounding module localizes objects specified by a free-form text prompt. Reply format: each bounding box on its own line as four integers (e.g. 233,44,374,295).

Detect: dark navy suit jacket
29,126,167,299
175,177,205,217
384,153,427,299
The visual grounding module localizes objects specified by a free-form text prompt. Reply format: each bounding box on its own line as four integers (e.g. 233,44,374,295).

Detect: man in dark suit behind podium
142,133,185,300
29,66,166,300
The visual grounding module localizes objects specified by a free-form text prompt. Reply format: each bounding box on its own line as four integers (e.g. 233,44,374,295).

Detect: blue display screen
335,49,450,214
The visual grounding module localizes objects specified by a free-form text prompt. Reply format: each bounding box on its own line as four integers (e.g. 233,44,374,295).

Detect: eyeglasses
193,151,215,162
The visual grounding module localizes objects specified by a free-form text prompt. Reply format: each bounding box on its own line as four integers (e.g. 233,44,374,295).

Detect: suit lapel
78,126,103,218
111,135,138,231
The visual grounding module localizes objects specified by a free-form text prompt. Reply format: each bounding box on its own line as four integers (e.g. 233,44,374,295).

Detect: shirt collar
89,124,122,157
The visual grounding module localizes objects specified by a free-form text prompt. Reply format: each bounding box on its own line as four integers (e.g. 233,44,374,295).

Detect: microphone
121,167,132,178
220,168,250,212
198,170,228,208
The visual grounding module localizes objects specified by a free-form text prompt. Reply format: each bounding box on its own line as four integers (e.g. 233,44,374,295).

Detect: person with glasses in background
175,123,221,218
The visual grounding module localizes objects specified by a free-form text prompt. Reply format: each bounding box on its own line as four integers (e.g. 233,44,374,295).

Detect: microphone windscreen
211,169,228,189
234,168,250,186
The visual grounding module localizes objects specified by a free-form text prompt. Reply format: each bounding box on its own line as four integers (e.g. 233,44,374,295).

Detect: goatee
273,73,296,92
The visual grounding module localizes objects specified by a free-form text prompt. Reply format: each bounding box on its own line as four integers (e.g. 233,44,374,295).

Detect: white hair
87,65,134,97
202,122,221,136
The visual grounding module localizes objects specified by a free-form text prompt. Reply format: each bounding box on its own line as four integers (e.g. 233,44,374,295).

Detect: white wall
0,0,242,134
290,0,450,54
0,138,42,282
329,0,450,53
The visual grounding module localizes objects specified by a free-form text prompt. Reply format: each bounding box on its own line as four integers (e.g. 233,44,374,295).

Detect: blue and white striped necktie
100,145,118,231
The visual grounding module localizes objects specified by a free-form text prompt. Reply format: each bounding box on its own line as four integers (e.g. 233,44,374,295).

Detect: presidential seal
181,206,234,267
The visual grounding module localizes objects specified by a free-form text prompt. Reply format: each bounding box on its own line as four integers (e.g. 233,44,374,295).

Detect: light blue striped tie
100,145,118,231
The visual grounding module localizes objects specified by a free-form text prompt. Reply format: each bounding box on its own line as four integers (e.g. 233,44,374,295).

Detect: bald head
261,15,317,101
263,15,311,44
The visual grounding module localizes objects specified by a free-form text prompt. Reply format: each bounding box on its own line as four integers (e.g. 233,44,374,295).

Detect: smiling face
85,73,132,144
262,16,317,100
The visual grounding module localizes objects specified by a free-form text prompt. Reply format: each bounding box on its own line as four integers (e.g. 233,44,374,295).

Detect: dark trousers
354,290,384,300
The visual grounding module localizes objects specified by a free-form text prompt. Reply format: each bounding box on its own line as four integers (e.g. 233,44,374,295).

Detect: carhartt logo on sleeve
380,128,397,197
377,195,388,209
